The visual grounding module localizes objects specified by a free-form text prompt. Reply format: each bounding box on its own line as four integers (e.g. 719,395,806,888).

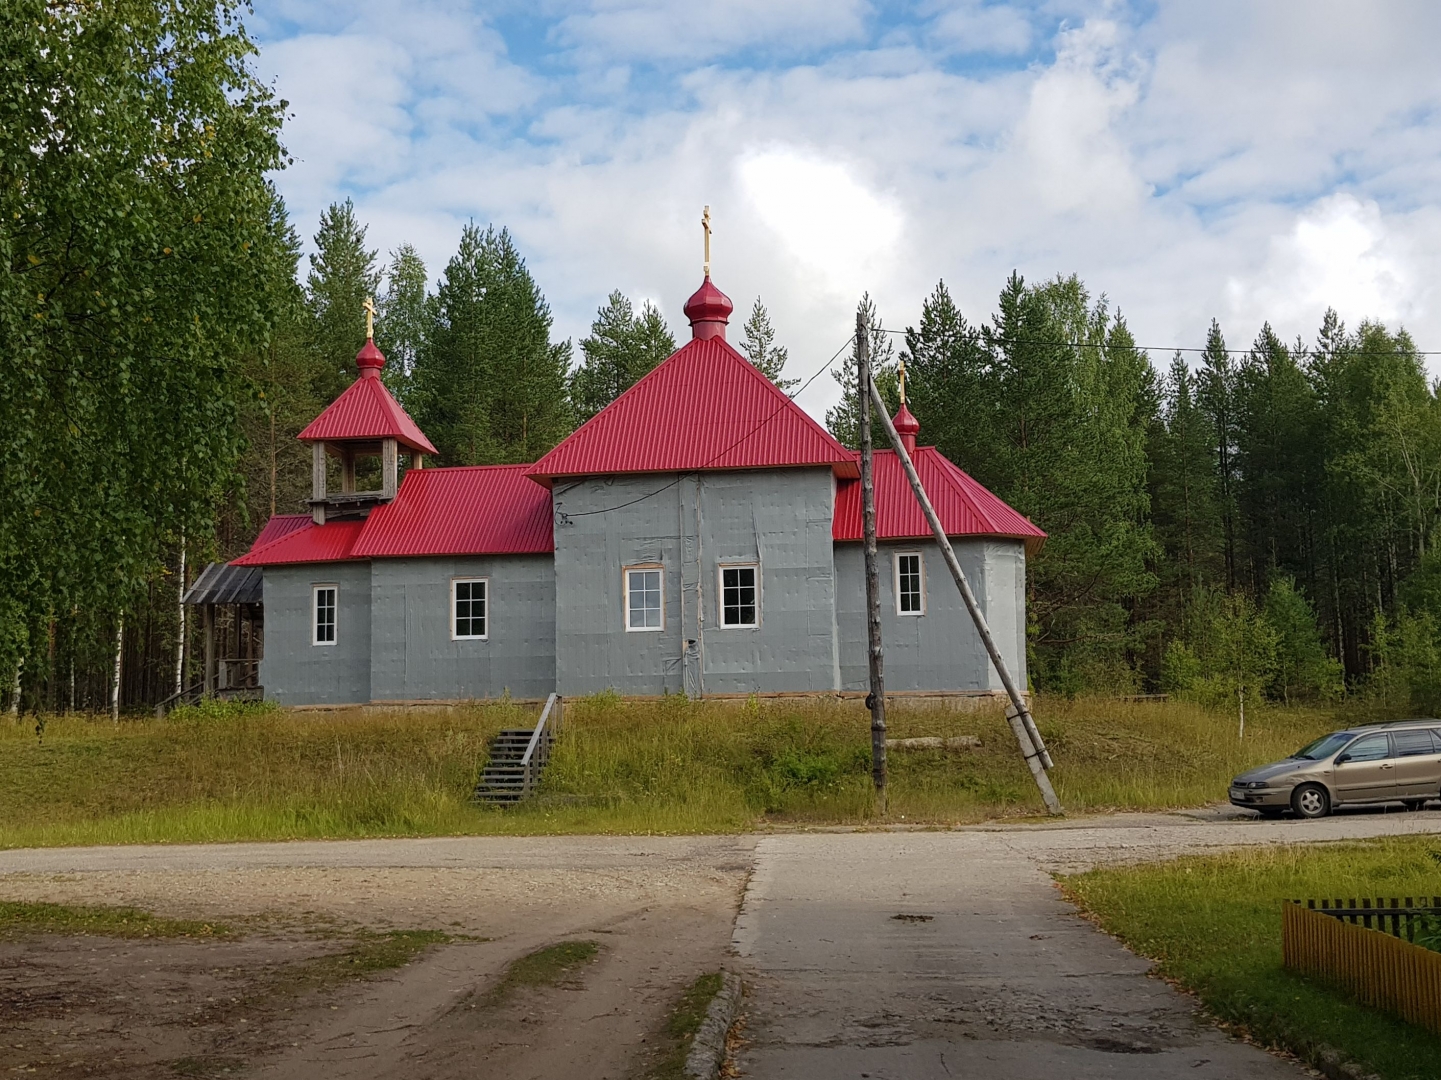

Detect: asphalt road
731,810,1441,1080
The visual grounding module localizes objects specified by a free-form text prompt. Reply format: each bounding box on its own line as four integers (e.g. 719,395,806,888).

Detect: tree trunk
857,308,886,806
111,612,124,722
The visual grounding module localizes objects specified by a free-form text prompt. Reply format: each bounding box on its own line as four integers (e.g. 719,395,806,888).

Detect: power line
555,334,857,520
873,326,1441,356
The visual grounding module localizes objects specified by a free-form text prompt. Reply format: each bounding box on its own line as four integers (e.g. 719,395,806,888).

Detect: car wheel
1292,783,1331,819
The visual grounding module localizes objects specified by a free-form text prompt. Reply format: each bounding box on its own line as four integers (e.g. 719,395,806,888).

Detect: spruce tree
306,199,381,400
1196,320,1239,590
569,291,676,422
1149,355,1224,607
826,293,898,449
741,298,798,391
901,281,990,478
375,244,429,406
412,224,573,465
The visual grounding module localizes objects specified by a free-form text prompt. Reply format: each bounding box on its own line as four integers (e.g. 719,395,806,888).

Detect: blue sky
249,0,1441,418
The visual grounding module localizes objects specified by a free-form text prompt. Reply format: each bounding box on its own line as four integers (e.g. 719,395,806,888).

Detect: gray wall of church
368,555,555,702
551,468,840,696
261,562,372,706
834,539,1027,693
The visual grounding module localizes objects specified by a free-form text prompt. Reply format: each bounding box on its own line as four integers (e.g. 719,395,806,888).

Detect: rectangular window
895,552,924,615
453,578,488,640
313,585,337,645
625,566,664,631
719,564,759,628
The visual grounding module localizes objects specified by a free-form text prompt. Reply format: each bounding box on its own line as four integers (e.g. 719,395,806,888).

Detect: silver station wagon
1229,719,1441,819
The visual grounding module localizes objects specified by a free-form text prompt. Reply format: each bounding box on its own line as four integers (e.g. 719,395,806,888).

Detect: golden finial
702,205,712,277
363,296,377,340
898,357,908,405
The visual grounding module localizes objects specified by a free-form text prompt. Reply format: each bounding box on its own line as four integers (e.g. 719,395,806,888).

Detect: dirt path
0,836,754,1079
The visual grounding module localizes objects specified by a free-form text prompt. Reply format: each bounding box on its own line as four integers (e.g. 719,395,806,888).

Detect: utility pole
870,382,1063,816
857,307,887,807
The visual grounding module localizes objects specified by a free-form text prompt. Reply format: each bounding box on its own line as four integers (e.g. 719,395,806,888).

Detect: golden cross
363,296,376,340
702,205,712,277
898,357,908,405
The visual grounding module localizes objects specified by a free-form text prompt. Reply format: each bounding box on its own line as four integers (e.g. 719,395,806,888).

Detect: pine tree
412,224,573,465
826,293,898,449
569,291,676,422
1148,355,1223,613
375,245,429,406
741,298,798,391
901,281,990,478
1196,320,1239,590
306,199,380,401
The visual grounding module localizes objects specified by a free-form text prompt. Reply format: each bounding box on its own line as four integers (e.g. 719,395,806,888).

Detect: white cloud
1225,194,1429,336
737,149,903,299
551,0,870,63
928,1,1032,55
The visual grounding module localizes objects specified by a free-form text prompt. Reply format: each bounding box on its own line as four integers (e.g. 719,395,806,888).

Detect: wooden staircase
474,693,562,804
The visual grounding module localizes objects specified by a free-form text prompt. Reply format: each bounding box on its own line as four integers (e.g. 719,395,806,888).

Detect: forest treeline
5,0,1440,715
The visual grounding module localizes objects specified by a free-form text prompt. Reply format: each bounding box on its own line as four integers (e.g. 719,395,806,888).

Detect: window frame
1340,733,1392,762
451,576,489,641
312,584,338,647
624,564,665,632
893,550,926,616
717,562,761,629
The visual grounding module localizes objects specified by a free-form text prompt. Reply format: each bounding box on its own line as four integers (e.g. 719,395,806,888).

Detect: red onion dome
683,275,733,340
893,401,920,454
356,338,386,378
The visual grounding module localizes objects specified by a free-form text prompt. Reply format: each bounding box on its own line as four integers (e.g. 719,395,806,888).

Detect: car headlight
1241,781,1270,789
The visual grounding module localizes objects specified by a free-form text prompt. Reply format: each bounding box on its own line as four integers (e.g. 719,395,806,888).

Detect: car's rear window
1394,729,1437,757
1294,732,1353,760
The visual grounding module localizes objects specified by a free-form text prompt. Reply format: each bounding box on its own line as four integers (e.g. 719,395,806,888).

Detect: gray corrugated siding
369,555,556,702
552,469,841,697
261,562,372,706
834,539,1024,693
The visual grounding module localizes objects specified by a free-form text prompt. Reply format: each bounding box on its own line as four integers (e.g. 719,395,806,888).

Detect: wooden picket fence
1283,899,1441,1034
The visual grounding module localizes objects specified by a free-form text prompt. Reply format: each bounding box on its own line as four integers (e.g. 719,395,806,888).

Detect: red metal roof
353,465,553,557
528,336,858,485
250,514,311,550
232,518,366,566
833,447,1046,555
297,365,438,455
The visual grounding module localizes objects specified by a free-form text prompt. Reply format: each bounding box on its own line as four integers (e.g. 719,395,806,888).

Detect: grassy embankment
1063,838,1441,1080
0,693,1348,846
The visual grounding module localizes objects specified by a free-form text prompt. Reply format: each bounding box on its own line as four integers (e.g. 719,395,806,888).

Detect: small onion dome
683,275,734,341
893,401,920,455
356,338,386,378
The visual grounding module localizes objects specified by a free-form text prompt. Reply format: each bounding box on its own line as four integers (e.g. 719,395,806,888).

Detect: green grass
645,971,726,1080
1061,838,1441,1080
0,694,1345,846
0,898,230,939
483,940,600,1005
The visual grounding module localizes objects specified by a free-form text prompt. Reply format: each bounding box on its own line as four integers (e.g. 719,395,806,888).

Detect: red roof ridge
529,335,856,484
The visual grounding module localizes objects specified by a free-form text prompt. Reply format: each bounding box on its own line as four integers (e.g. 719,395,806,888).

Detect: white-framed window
719,564,759,628
313,584,337,645
452,577,488,640
625,565,664,631
894,552,925,616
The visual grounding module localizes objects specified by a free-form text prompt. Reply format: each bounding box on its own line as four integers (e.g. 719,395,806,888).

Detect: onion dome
893,401,920,455
356,338,386,378
683,275,733,341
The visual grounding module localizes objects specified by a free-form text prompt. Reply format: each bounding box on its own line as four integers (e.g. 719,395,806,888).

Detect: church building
231,269,1044,706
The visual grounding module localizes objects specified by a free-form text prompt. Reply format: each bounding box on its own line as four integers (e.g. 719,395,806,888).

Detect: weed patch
0,899,229,940
484,940,600,1005
643,970,725,1080
1062,838,1441,1080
